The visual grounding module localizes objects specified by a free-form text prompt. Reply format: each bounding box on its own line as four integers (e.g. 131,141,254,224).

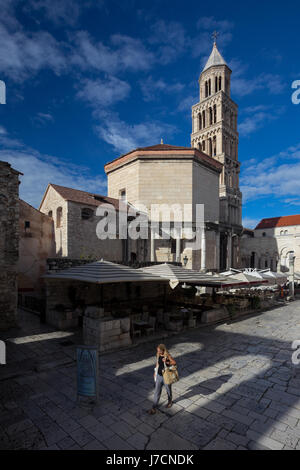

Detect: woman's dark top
158,355,170,376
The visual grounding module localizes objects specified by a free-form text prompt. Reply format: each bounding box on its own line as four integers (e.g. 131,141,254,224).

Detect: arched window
209,107,213,125
56,207,62,228
48,210,53,218
213,104,217,123
208,138,212,156
81,208,94,220
280,230,284,235
202,110,206,128
262,232,266,237
219,76,222,91
208,79,211,96
198,113,202,130
205,81,208,98
213,136,217,156
284,230,288,235
202,140,206,151
215,76,218,93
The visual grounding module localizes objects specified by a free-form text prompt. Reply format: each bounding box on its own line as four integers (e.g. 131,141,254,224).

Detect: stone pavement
1,302,300,450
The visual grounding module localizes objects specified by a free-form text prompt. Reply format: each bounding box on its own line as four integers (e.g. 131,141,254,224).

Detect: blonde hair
156,343,169,359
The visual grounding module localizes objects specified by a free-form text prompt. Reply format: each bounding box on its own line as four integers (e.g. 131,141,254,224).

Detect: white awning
139,263,243,289
44,260,166,284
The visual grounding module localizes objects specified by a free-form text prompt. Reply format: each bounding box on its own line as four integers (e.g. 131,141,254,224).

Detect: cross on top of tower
212,30,219,45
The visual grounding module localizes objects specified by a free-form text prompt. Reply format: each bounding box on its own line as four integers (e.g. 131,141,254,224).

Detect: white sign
0,340,6,364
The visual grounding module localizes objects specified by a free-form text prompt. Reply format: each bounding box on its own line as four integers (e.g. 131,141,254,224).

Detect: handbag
162,356,179,385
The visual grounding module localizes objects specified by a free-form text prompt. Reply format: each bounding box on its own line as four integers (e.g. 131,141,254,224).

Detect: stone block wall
83,315,132,352
0,162,20,330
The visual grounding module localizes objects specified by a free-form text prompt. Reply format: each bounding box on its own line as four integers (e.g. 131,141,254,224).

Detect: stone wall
18,199,55,295
0,161,20,330
83,309,132,352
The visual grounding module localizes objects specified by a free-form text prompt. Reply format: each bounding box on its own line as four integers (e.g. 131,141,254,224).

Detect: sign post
76,345,99,406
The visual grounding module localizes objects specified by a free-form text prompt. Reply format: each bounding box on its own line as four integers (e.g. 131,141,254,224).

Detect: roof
39,183,127,212
202,43,228,73
44,260,166,284
139,263,244,289
255,215,300,230
104,143,223,174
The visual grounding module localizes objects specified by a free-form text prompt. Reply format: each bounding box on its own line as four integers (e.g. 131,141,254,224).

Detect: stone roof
202,43,228,73
255,215,300,229
104,143,223,173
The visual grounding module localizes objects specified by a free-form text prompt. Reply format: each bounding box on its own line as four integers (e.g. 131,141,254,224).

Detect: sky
0,0,300,228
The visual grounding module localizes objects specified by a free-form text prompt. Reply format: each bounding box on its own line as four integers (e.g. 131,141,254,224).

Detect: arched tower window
219,76,222,91
208,138,212,156
202,110,206,128
215,76,218,93
213,136,217,156
205,81,208,98
198,113,202,130
208,79,211,96
209,107,213,125
213,104,217,123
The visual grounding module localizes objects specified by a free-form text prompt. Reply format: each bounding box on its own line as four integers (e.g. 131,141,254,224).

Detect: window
262,232,266,237
24,221,30,229
48,210,53,218
213,104,217,123
120,189,126,202
202,110,206,128
56,207,62,228
209,107,213,125
81,208,94,220
265,260,268,268
219,76,222,91
198,113,202,130
215,76,218,93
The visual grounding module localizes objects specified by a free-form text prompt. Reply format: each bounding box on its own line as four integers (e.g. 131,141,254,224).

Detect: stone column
150,226,155,262
200,227,206,271
215,231,220,271
226,232,232,269
176,237,181,263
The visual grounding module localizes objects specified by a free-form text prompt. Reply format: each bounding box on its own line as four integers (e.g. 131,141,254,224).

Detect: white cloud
0,24,67,81
96,113,177,154
71,31,155,74
140,76,184,102
26,0,82,26
240,143,300,203
0,130,106,207
148,20,187,65
238,105,285,136
77,76,131,107
242,217,260,229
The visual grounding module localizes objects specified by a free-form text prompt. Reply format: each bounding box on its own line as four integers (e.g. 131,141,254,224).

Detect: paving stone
146,428,198,450
69,427,95,447
203,438,237,450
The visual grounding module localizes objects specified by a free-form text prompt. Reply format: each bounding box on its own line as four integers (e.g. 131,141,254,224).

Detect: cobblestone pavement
1,302,300,450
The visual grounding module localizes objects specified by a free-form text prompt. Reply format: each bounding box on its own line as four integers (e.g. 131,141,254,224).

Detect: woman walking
148,344,176,415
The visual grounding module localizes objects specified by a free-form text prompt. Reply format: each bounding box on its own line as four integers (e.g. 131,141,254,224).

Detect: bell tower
191,33,243,269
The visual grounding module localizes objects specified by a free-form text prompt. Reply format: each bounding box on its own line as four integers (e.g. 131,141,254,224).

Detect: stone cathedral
191,38,243,269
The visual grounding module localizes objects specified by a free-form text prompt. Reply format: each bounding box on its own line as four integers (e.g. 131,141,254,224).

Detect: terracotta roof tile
49,184,126,211
255,215,300,229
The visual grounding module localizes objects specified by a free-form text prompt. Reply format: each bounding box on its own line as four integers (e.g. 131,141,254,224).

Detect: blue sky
0,0,299,228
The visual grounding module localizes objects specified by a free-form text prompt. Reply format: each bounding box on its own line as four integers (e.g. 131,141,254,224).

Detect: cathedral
105,37,243,271
39,37,243,272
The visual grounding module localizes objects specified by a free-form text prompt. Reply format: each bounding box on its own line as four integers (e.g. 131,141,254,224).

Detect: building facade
0,161,21,330
241,215,300,273
191,39,243,269
39,183,147,263
105,144,222,270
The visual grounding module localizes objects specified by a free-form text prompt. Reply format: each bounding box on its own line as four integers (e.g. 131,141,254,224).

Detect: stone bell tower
191,33,243,269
